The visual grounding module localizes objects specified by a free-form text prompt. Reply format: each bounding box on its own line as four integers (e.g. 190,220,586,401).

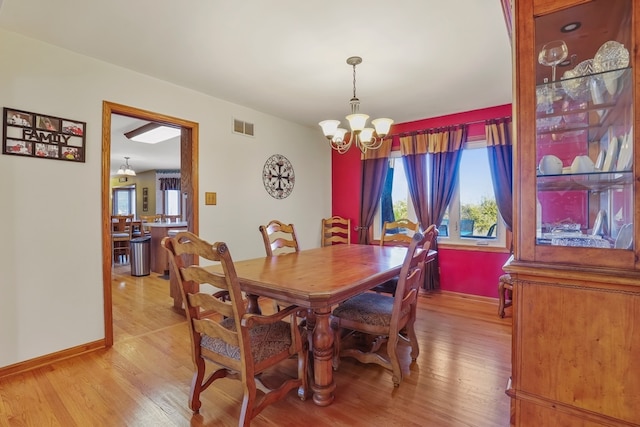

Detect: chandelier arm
365,137,385,151
330,136,352,153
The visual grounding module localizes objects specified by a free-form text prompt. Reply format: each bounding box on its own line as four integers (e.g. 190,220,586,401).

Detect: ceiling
0,0,513,173
110,115,181,175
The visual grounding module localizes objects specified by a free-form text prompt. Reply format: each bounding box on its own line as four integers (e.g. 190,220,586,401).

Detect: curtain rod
389,115,512,139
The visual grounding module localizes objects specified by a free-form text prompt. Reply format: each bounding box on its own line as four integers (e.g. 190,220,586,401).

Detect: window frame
371,142,508,250
162,189,182,217
438,139,506,248
112,185,136,216
371,152,418,241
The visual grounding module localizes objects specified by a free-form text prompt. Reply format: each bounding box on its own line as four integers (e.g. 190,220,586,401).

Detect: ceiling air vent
233,118,254,137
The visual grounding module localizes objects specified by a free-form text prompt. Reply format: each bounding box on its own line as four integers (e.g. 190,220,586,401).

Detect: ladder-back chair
321,216,351,246
332,231,430,386
162,231,308,426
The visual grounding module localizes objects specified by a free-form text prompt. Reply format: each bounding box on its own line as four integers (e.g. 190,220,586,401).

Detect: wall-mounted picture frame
2,107,86,162
143,187,149,212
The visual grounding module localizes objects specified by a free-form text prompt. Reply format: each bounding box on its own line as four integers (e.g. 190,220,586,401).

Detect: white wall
0,29,331,367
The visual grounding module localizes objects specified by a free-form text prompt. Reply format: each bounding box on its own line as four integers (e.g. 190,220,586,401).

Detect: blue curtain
380,164,396,232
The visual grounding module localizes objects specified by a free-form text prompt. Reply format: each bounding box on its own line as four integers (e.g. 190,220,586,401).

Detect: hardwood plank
0,266,512,427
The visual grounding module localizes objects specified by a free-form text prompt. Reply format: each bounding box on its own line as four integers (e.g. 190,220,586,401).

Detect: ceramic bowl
539,155,563,175
570,155,595,174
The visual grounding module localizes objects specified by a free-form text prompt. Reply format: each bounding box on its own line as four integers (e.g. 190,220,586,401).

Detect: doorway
101,101,199,347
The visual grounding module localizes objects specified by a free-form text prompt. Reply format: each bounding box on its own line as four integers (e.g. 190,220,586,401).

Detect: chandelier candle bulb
360,128,375,143
372,118,393,137
346,113,369,132
319,120,340,139
333,128,348,142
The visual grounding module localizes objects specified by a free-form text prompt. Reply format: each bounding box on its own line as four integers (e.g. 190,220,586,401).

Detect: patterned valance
159,177,181,191
399,125,467,155
485,117,513,147
399,134,428,156
361,138,392,160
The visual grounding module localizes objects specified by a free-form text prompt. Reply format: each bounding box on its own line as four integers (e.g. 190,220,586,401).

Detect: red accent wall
438,248,510,297
332,104,513,298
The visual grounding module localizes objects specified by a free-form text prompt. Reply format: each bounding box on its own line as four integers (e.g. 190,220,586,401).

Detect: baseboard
0,339,106,379
420,289,499,304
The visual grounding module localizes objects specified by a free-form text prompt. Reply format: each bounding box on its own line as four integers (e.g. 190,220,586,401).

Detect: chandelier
116,156,136,176
319,56,393,154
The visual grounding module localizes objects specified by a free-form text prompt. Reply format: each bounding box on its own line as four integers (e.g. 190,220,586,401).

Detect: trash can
130,236,151,277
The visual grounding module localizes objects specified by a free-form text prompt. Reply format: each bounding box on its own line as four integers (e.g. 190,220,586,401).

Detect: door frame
101,101,199,346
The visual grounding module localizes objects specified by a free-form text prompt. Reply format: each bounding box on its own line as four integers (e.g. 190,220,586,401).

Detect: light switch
205,192,217,205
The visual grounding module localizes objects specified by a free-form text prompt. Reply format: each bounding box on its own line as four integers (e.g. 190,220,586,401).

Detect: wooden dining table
205,243,435,407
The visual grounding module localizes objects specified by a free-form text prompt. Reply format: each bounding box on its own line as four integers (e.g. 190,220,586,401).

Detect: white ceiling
110,115,181,175
0,0,513,173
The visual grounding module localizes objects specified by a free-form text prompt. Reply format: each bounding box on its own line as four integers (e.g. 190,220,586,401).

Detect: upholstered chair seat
202,317,298,363
498,273,514,318
332,293,411,328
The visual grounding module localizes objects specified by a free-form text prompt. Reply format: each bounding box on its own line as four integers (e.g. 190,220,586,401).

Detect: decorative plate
616,131,633,171
602,136,619,172
594,148,606,171
593,40,629,94
593,41,630,74
591,209,608,237
615,223,633,250
262,154,295,199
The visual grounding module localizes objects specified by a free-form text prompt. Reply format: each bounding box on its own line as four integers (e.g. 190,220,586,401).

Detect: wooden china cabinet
506,0,640,425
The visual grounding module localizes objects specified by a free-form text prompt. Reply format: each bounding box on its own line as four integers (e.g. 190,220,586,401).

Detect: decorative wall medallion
262,154,295,199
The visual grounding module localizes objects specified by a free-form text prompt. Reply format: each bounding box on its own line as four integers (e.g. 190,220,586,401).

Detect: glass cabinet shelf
537,171,633,192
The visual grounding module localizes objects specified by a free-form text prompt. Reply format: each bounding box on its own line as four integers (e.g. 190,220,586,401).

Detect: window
163,189,181,216
112,186,136,215
373,141,506,248
444,140,505,247
372,153,418,240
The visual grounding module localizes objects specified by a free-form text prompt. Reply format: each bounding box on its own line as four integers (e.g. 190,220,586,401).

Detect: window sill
435,241,510,253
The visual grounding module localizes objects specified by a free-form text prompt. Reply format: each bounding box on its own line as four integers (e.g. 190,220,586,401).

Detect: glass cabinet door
534,0,633,251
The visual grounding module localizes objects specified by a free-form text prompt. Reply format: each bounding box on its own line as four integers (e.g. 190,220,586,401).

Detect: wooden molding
0,340,104,379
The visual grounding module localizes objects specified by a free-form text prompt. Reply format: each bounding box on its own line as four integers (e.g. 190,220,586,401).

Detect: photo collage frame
2,107,86,162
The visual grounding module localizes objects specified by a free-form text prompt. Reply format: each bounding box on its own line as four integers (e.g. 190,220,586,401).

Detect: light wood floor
0,264,513,427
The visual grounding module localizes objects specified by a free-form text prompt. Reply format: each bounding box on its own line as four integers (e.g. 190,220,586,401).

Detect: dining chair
379,218,421,247
460,218,475,236
331,231,429,387
162,231,308,426
140,214,162,234
372,218,422,295
498,273,514,318
321,216,351,246
163,214,182,223
259,219,299,256
131,220,144,238
111,214,133,264
259,220,302,313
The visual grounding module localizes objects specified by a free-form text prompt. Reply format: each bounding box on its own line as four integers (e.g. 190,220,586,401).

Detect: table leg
310,307,335,406
246,294,262,315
